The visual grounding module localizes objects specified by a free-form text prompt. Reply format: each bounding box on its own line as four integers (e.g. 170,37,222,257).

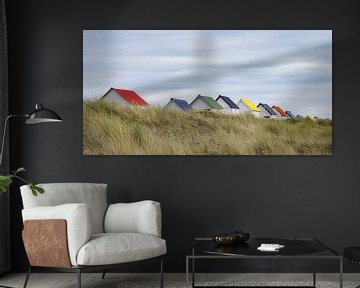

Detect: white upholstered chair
20,183,166,288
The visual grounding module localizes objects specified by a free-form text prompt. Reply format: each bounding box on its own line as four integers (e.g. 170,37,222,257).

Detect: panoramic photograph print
83,30,332,155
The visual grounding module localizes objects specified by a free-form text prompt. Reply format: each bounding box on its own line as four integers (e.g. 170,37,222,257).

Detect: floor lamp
0,103,62,288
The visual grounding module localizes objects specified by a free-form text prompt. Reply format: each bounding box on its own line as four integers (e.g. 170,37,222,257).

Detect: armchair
20,183,166,288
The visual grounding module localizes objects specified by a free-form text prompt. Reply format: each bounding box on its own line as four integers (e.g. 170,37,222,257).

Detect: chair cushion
76,233,167,266
105,201,162,237
20,183,108,234
344,247,360,263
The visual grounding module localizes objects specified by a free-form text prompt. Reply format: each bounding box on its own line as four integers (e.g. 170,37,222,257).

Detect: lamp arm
0,114,28,169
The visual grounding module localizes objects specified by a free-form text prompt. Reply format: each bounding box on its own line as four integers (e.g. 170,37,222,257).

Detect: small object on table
212,233,237,245
233,230,250,242
212,230,250,245
257,243,285,252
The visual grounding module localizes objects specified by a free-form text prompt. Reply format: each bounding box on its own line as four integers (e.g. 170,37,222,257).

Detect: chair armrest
22,203,91,266
104,200,162,237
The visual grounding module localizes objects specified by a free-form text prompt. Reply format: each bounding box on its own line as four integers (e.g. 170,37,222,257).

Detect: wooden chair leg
77,269,81,288
22,266,31,288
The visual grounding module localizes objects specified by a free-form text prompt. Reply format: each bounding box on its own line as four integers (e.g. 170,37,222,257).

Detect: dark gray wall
5,0,360,273
0,0,10,274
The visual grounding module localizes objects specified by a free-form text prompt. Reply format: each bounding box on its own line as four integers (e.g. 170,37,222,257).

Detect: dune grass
83,100,332,155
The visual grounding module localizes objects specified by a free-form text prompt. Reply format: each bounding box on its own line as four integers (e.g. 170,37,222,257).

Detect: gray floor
0,273,360,288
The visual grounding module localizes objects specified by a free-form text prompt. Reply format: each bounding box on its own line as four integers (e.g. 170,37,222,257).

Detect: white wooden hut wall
216,97,239,114
191,98,211,110
103,90,129,105
258,105,271,118
237,101,252,114
165,100,183,111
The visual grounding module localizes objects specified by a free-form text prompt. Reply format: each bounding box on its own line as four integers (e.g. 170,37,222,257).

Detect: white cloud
83,30,332,118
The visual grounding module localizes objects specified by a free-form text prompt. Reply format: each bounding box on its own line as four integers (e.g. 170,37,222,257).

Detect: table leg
192,246,195,288
186,257,189,288
313,254,316,287
339,257,343,288
192,257,195,288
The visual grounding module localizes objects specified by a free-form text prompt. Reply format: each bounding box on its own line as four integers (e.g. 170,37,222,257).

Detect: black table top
192,238,336,257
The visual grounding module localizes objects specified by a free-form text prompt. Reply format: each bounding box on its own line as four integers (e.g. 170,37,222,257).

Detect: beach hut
237,98,260,117
190,95,223,111
285,110,296,119
216,95,239,114
257,103,277,118
164,98,192,111
296,114,305,119
272,105,288,119
102,87,148,106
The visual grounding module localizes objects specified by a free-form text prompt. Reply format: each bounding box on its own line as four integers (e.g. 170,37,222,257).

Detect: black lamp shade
25,104,63,124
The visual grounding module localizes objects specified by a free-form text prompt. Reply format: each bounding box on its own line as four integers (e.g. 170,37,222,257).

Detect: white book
257,243,285,251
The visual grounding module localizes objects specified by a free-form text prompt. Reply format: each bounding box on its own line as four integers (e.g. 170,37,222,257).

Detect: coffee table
186,237,343,288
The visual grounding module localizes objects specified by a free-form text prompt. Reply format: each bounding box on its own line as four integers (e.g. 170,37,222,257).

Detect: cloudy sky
83,30,332,118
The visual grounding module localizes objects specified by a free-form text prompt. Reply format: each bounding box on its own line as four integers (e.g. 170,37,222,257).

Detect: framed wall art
83,30,332,155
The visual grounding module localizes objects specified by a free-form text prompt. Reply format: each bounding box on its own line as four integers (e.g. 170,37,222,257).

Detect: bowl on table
212,231,250,246
212,233,238,245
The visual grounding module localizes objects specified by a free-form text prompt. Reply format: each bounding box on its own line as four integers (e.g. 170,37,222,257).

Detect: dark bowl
233,231,250,242
212,234,237,245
